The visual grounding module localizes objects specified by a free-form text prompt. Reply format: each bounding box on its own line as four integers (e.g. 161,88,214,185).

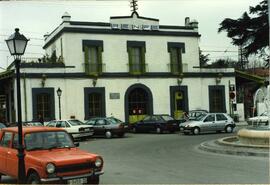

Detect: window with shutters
127,41,146,75
169,47,182,74
167,42,185,75
82,40,103,76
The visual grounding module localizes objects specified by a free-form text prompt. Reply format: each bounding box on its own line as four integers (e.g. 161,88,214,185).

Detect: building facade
0,11,236,124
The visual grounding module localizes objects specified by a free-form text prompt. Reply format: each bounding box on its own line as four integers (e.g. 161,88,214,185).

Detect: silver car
182,113,235,135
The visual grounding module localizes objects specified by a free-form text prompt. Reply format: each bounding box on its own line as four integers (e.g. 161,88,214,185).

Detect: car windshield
25,131,74,151
195,114,207,121
107,117,122,124
261,112,267,116
161,115,174,121
108,117,122,123
68,119,84,126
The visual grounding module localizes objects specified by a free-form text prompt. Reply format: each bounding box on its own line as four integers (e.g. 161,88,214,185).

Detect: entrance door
128,88,148,123
170,86,189,120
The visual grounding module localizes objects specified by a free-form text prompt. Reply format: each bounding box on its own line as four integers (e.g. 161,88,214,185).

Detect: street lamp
5,28,29,184
57,87,62,120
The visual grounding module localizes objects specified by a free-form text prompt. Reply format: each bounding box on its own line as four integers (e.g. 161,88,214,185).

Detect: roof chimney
185,17,190,26
190,19,199,28
62,12,71,22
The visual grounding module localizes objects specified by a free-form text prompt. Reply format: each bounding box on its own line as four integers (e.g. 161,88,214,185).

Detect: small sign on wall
110,93,120,99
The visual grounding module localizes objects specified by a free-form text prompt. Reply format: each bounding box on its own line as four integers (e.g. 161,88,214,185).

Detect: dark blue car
131,115,179,134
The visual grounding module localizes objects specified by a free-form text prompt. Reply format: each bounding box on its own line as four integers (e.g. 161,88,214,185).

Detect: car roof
1,126,65,134
49,119,80,122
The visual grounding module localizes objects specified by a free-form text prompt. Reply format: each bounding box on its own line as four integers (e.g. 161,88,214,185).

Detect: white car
247,112,269,126
182,113,235,135
46,119,94,140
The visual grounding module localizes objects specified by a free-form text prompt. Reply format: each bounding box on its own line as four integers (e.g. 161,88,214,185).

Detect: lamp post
57,87,62,120
5,28,29,184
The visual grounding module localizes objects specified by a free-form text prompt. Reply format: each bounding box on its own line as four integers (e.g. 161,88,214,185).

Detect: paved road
2,128,269,184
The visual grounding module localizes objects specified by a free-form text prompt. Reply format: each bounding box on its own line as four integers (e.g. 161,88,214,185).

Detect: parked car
182,113,235,135
131,114,179,134
247,111,269,126
84,117,125,138
107,117,130,131
46,119,94,140
0,123,6,130
9,121,43,127
24,121,44,127
187,110,208,121
0,127,103,184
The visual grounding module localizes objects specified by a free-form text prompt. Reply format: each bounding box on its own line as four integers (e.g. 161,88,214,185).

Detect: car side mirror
74,142,80,147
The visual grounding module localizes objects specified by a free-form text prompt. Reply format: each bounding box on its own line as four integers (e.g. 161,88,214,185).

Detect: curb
198,140,269,157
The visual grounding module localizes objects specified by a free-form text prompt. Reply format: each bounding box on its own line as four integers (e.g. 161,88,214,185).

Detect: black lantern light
57,87,62,120
5,28,29,184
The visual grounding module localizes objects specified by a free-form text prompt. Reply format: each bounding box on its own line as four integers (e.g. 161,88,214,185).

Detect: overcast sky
0,0,260,70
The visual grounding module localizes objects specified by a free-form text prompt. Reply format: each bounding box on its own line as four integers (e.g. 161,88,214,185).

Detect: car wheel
105,130,112,139
225,125,233,133
87,176,100,184
156,127,162,134
0,173,2,183
192,127,200,135
27,172,41,184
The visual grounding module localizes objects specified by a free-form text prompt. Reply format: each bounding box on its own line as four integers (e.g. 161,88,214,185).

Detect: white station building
0,9,237,124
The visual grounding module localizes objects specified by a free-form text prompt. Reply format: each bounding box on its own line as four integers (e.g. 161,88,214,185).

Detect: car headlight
46,163,55,174
95,158,102,168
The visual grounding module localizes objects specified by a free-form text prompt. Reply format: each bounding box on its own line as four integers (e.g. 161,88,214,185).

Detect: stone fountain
199,86,270,157
236,85,270,147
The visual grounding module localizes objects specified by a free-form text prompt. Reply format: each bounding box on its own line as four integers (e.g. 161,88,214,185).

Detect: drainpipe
23,73,27,121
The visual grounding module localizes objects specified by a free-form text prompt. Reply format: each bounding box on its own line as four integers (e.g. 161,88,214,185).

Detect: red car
0,127,104,184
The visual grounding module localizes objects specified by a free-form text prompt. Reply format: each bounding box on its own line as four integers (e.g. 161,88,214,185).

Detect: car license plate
68,178,87,184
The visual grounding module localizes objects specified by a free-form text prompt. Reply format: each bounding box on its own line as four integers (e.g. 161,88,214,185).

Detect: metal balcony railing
127,63,148,74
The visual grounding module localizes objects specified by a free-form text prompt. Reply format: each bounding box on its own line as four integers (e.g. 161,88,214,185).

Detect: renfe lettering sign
111,24,159,31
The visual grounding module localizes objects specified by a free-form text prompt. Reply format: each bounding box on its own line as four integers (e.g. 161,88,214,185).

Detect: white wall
19,76,235,122
45,32,200,74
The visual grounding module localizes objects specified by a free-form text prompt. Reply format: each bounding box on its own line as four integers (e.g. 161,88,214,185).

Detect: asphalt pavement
1,126,269,184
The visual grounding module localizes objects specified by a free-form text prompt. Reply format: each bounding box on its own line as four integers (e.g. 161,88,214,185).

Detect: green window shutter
141,46,146,73
128,47,134,74
170,47,179,75
84,46,89,75
178,49,183,73
97,46,103,75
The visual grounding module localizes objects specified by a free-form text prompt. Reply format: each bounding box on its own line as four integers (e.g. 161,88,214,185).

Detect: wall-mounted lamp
216,73,223,84
41,74,46,87
177,73,184,86
92,76,98,87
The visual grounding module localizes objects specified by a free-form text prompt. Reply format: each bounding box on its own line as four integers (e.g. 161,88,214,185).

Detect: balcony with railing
127,63,148,75
84,63,105,76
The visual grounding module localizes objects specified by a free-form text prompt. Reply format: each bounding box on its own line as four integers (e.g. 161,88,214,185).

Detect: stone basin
237,127,270,146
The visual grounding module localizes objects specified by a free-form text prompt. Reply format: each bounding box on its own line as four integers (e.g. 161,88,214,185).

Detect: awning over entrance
235,70,266,85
